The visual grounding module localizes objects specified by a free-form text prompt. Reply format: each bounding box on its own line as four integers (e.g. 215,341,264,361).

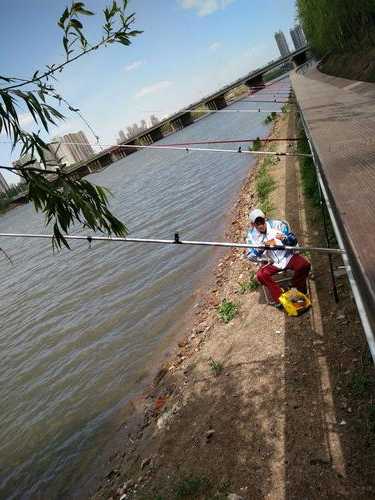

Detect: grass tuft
175,476,209,498
256,164,276,204
264,111,278,124
368,404,375,433
297,133,320,207
351,372,371,396
239,272,259,293
208,358,223,376
249,137,262,151
217,299,238,323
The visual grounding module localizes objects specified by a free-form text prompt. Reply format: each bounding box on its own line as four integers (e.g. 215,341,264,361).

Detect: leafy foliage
0,182,27,213
175,476,210,498
217,299,238,323
0,1,142,247
249,137,262,152
239,273,259,293
297,131,320,207
264,111,278,124
296,0,375,55
256,163,276,203
24,170,127,249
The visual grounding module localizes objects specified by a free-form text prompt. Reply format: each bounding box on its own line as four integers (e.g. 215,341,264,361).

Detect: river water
0,87,285,498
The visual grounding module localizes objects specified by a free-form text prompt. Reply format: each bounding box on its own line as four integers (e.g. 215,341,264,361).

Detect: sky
0,0,298,184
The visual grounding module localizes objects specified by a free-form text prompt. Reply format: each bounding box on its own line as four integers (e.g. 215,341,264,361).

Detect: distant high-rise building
275,30,290,58
50,131,95,166
290,25,307,50
0,171,9,194
50,138,76,166
150,114,159,126
118,130,126,142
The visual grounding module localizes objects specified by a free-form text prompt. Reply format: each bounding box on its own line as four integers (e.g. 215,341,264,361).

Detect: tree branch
1,41,104,92
0,164,63,176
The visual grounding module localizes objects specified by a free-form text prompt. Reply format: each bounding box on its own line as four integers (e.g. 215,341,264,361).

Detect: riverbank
92,108,375,500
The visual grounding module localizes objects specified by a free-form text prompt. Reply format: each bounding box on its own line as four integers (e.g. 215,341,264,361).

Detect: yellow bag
279,289,311,316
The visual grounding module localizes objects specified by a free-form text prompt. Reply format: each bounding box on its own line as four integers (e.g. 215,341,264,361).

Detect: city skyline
0,0,298,184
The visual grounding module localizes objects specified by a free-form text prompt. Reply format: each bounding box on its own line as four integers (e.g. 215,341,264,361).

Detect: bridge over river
10,46,308,203
58,46,309,179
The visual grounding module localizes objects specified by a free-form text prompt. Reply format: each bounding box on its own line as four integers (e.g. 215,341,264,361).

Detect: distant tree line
0,182,27,212
296,0,375,55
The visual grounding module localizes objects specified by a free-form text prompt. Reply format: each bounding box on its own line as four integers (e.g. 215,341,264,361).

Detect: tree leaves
0,1,141,249
24,170,127,249
57,0,142,59
297,0,375,54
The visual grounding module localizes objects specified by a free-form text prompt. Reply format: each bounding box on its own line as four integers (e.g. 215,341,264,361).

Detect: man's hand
275,232,286,241
265,239,277,247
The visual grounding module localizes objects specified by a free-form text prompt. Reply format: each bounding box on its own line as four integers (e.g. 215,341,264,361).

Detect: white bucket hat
249,208,266,223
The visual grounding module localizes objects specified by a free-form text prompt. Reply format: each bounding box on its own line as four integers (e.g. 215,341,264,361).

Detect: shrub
218,299,238,323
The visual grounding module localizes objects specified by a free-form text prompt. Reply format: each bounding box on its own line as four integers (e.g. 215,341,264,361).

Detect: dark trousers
256,254,311,302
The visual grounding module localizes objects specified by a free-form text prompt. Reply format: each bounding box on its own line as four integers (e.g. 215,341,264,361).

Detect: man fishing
246,208,311,306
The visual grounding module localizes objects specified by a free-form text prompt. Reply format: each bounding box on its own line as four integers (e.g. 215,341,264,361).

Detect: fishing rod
57,142,311,158
0,141,311,158
151,138,302,147
250,91,292,94
142,108,283,114
246,85,291,90
240,100,294,104
247,90,293,93
0,232,344,255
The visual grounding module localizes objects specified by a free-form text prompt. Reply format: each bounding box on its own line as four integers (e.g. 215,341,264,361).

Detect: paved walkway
291,65,375,336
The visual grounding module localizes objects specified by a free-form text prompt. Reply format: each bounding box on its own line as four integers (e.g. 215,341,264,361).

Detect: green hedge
296,0,375,55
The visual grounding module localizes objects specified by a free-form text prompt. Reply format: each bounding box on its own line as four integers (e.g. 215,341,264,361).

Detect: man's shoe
274,302,283,310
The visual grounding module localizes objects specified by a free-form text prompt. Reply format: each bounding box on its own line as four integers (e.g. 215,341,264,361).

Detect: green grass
239,272,259,293
297,0,375,56
253,133,277,215
297,132,320,208
263,65,291,82
175,476,209,498
256,164,276,202
0,198,10,213
249,137,262,151
217,299,238,323
297,127,338,247
351,372,371,396
264,111,278,124
367,404,375,433
259,198,274,215
208,358,223,376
